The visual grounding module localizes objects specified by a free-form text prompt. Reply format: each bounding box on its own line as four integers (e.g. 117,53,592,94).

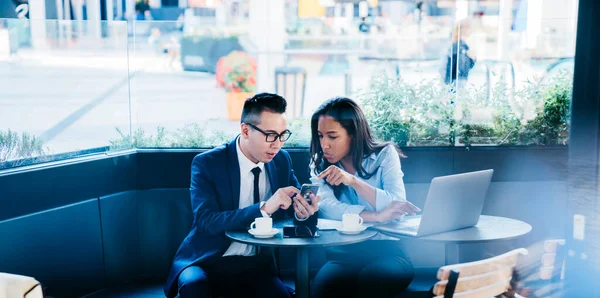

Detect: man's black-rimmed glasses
245,123,292,143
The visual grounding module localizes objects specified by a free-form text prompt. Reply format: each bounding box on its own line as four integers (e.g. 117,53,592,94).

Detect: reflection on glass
0,0,578,168
453,13,576,146
0,19,130,169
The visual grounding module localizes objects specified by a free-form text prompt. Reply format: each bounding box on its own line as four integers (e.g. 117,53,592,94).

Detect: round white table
226,221,377,298
374,215,532,264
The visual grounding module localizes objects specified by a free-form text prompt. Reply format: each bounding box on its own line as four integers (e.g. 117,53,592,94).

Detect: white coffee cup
342,214,363,230
250,217,273,234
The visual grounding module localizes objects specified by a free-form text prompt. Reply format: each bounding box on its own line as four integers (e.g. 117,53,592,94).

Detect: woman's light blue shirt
310,145,406,220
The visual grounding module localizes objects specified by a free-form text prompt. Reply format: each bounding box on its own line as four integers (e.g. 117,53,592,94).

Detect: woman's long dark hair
310,97,403,182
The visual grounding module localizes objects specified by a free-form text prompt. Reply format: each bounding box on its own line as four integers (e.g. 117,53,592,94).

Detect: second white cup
342,214,363,230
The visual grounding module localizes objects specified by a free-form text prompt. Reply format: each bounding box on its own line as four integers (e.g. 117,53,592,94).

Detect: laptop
373,169,494,237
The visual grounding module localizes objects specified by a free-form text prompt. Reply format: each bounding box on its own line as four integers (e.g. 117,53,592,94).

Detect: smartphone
300,183,319,204
283,225,319,238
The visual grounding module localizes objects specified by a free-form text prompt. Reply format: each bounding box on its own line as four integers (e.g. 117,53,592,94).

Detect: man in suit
164,93,320,298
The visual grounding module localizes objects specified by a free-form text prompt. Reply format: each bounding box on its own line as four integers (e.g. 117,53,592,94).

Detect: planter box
180,36,242,73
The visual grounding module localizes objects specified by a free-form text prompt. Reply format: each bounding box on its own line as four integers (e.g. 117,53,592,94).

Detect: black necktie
251,167,261,204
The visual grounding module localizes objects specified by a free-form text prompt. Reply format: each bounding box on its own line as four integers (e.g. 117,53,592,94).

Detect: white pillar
333,3,343,33
249,0,285,93
72,0,84,39
526,0,542,49
55,0,65,44
568,0,579,55
455,0,468,21
216,2,227,26
383,1,408,25
63,0,71,20
28,0,48,49
116,0,123,19
86,0,102,39
106,0,114,21
497,0,513,60
105,0,115,23
55,0,64,19
358,1,368,17
105,0,114,39
126,0,135,20
179,0,187,8
334,3,342,17
344,3,353,21
63,0,73,41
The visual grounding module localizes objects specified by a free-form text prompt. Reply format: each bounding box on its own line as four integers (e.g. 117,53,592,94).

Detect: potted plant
216,51,257,120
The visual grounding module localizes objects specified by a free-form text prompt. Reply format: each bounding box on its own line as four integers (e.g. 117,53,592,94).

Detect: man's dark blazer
164,138,317,297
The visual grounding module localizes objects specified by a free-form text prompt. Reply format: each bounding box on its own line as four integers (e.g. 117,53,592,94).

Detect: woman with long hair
308,97,420,298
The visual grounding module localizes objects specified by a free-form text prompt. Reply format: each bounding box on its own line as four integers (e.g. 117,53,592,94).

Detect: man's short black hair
240,93,287,124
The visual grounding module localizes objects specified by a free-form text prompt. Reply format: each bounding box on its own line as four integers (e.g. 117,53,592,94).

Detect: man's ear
240,123,250,139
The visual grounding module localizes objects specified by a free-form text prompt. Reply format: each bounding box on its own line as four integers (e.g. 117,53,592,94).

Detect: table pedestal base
296,247,310,298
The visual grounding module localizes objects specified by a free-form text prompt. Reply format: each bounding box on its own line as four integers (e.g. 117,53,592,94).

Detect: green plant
109,123,237,150
358,70,572,147
358,74,454,146
106,72,572,151
110,127,170,150
517,72,572,145
283,118,311,147
171,123,236,147
0,129,46,164
454,76,523,145
109,119,313,151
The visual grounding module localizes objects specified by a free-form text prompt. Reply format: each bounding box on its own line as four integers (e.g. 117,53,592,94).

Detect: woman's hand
317,165,355,186
376,201,421,223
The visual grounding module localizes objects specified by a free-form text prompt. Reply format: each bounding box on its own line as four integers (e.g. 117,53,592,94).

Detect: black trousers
311,240,415,298
177,255,291,298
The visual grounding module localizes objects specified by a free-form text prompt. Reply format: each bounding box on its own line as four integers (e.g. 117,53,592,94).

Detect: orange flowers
216,51,257,93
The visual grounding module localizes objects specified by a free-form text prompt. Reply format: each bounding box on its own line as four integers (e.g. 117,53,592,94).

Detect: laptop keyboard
402,217,421,227
402,226,419,232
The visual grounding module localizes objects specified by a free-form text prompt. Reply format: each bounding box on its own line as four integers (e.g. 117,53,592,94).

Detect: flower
216,51,257,93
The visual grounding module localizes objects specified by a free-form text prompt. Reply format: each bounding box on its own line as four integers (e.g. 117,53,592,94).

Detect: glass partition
0,0,578,168
125,19,245,149
453,14,576,146
0,19,130,168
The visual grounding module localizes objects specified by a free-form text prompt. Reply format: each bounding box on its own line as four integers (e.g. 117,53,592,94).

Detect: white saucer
336,225,368,235
248,228,279,238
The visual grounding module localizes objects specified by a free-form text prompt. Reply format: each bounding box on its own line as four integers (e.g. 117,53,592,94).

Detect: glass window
0,19,130,169
1,0,578,169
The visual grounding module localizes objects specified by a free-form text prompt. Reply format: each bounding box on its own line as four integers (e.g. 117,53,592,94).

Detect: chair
539,239,565,283
512,239,565,298
274,66,307,118
431,248,528,298
0,272,44,298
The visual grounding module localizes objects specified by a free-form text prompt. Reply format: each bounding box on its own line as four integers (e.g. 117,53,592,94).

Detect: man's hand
293,193,320,219
261,186,300,215
376,201,421,223
317,165,356,186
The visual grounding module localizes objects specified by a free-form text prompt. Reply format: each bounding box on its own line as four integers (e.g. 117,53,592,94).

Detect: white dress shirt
223,137,271,257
